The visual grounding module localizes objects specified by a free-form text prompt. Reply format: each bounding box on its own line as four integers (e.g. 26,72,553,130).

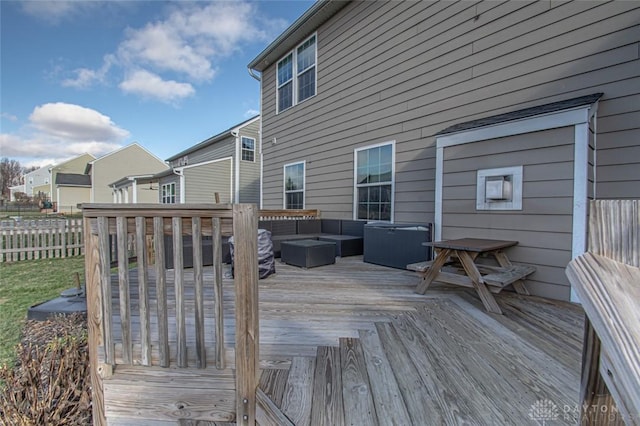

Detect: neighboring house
159,116,261,204
86,143,169,203
248,1,640,301
109,174,161,204
49,153,96,205
23,164,53,197
8,184,25,201
54,173,92,213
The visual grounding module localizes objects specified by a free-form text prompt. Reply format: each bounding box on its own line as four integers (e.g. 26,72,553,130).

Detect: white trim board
434,102,598,303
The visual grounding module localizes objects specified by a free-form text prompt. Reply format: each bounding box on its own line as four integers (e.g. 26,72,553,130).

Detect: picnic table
407,238,535,314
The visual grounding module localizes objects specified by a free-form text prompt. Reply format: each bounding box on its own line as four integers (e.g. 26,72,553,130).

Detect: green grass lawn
0,256,85,366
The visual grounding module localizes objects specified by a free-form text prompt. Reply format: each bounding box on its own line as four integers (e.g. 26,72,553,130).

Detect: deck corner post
83,215,107,426
233,203,259,425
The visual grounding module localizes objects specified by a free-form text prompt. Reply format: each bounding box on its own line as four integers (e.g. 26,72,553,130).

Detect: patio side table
281,239,336,268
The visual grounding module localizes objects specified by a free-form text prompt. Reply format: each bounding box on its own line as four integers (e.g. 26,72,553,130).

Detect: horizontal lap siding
183,161,232,204
442,127,575,300
175,138,235,166
238,120,261,204
260,0,640,219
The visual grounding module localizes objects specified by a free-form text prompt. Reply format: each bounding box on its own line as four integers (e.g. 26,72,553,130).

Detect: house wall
238,119,261,204
24,166,51,197
57,186,90,213
51,153,95,202
91,145,168,203
259,0,640,222
32,184,50,198
170,137,235,168
182,159,233,203
441,126,576,300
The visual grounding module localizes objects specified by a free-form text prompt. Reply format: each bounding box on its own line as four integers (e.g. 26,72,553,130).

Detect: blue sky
0,0,314,168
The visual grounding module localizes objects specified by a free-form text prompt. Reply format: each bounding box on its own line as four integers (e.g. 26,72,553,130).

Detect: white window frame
353,141,395,222
241,136,256,162
283,161,305,209
161,182,176,204
276,33,317,114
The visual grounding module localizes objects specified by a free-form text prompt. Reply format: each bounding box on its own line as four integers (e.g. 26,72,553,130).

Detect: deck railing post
233,204,259,425
83,216,108,425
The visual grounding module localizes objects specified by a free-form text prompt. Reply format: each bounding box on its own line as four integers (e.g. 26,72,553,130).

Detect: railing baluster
136,216,152,366
192,217,206,368
153,217,170,367
212,216,225,369
172,217,187,368
116,216,132,364
97,217,114,364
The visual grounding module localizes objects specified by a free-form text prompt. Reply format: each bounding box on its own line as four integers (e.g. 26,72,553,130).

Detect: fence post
233,204,259,425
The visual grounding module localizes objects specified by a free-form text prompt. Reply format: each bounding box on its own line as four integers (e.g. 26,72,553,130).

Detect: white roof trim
436,104,596,149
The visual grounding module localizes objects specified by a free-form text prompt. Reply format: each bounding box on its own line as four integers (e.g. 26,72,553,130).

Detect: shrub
0,314,92,425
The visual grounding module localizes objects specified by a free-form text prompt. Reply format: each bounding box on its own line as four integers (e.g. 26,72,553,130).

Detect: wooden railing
0,218,83,262
566,200,640,425
83,203,259,425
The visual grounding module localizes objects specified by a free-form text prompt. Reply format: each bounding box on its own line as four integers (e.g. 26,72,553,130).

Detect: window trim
161,182,176,204
241,136,256,162
283,160,306,210
353,141,395,222
276,33,317,114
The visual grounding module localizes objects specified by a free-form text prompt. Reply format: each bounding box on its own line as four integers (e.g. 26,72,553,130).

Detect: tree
0,158,23,199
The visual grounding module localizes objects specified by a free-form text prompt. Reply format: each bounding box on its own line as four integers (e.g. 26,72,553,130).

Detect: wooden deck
103,255,584,425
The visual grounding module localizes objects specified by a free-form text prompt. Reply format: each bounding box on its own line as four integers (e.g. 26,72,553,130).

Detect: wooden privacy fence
0,218,83,262
83,203,258,425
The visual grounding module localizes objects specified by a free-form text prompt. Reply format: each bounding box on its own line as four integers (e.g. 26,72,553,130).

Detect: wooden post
84,216,107,425
233,204,259,425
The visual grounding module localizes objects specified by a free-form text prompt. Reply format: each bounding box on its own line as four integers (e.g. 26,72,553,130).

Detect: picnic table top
428,238,518,252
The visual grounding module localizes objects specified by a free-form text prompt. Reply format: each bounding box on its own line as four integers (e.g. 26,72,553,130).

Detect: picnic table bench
407,238,535,314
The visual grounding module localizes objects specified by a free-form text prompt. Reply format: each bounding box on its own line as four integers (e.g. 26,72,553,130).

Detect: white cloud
20,1,107,24
119,70,195,103
60,1,288,103
0,103,129,162
1,112,18,122
244,109,260,118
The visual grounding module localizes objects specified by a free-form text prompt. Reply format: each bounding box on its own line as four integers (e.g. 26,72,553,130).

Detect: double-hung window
284,161,305,209
241,136,255,162
161,182,176,204
276,34,316,113
354,142,394,221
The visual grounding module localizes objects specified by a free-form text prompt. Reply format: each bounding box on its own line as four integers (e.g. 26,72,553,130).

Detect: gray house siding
170,138,235,168
182,159,233,203
259,0,640,223
238,120,261,204
441,126,576,300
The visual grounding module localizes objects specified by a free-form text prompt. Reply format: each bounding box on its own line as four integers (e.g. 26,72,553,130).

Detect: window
354,142,394,221
161,182,176,204
284,162,305,209
241,136,255,162
276,34,316,113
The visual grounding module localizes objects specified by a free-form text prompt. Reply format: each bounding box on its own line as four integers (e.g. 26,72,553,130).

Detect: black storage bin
363,223,432,269
164,235,231,268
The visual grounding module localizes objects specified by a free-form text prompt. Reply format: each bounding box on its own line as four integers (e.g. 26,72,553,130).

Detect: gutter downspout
173,168,185,203
233,130,240,204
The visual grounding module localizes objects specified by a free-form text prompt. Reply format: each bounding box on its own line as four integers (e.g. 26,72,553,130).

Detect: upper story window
161,182,176,204
241,136,255,162
277,34,316,114
354,142,395,221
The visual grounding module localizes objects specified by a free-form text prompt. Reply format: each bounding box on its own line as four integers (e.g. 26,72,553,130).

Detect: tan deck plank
258,368,289,406
375,321,443,425
310,346,345,426
358,328,412,426
339,337,378,426
280,357,316,426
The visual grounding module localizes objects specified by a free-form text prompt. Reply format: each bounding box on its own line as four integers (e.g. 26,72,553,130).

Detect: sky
0,0,314,169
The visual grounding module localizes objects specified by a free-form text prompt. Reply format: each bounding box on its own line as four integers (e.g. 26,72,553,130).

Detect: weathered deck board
339,337,377,426
101,256,583,425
